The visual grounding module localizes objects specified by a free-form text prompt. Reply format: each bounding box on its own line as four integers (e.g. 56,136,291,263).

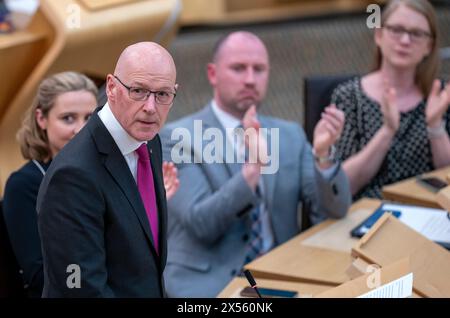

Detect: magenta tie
136,144,159,254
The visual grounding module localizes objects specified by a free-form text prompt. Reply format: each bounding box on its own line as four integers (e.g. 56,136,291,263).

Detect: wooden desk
219,273,422,298
223,199,426,298
218,277,331,298
382,166,450,208
244,198,380,286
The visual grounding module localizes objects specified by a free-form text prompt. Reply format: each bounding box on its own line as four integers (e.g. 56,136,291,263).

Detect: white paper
382,204,450,244
357,273,413,298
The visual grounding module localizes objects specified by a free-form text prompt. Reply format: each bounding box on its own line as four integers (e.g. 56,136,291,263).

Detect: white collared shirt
98,102,145,182
211,100,241,151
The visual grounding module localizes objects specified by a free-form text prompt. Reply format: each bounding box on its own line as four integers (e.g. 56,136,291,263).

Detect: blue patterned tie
244,205,263,265
244,185,263,265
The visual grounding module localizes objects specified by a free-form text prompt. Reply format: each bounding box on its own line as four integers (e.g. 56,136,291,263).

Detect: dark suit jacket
37,110,167,297
3,160,51,298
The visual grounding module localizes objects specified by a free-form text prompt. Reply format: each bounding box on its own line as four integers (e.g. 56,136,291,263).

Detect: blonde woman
2,72,98,297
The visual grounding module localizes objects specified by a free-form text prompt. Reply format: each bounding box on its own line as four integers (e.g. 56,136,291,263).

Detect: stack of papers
352,203,450,249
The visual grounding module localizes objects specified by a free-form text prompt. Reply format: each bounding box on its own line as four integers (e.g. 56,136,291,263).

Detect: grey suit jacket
160,104,351,297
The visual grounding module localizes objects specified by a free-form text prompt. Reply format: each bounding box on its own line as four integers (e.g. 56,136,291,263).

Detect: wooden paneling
77,0,145,11
181,0,388,25
0,11,52,122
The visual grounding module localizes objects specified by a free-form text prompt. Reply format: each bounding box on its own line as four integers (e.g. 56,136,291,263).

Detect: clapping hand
163,161,179,200
313,104,345,158
242,105,268,165
380,79,400,133
425,79,450,128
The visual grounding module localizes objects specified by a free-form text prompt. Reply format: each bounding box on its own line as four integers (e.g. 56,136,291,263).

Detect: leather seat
303,74,355,143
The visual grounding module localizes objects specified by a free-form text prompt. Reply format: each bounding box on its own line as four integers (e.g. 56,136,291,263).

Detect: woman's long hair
17,72,98,161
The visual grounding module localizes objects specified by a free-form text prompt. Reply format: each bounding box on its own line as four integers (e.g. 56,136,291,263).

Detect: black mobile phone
240,286,298,298
416,176,448,193
350,205,401,238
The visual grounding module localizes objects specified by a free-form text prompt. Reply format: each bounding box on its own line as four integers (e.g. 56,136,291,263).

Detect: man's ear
106,74,116,102
374,28,382,47
35,108,47,130
207,63,217,86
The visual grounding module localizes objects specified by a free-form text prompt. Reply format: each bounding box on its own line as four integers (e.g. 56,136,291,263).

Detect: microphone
243,269,262,298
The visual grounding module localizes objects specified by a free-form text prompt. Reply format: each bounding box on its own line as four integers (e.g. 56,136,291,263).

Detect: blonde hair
17,71,98,161
373,0,440,96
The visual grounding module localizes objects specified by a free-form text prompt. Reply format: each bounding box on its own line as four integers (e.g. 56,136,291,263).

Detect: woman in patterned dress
332,0,450,200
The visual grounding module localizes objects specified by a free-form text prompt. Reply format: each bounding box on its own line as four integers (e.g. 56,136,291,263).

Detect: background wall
168,5,450,126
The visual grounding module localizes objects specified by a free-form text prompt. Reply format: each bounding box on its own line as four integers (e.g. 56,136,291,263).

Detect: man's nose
143,93,157,112
244,68,256,84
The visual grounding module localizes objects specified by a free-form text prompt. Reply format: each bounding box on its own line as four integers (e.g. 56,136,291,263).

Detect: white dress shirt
98,103,146,182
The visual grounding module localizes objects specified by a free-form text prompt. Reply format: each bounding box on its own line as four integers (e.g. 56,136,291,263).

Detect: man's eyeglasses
384,24,433,43
113,75,176,105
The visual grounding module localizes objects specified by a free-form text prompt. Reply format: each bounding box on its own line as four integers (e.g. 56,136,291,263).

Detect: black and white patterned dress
332,77,450,200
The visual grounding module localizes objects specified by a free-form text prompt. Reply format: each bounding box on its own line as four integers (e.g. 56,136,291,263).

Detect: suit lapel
104,153,156,248
198,104,240,177
89,111,156,254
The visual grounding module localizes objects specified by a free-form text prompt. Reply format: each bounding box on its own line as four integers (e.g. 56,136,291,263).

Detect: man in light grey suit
160,31,351,297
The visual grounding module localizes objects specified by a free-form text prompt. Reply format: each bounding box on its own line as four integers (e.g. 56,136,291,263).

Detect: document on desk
357,273,413,298
381,203,450,246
